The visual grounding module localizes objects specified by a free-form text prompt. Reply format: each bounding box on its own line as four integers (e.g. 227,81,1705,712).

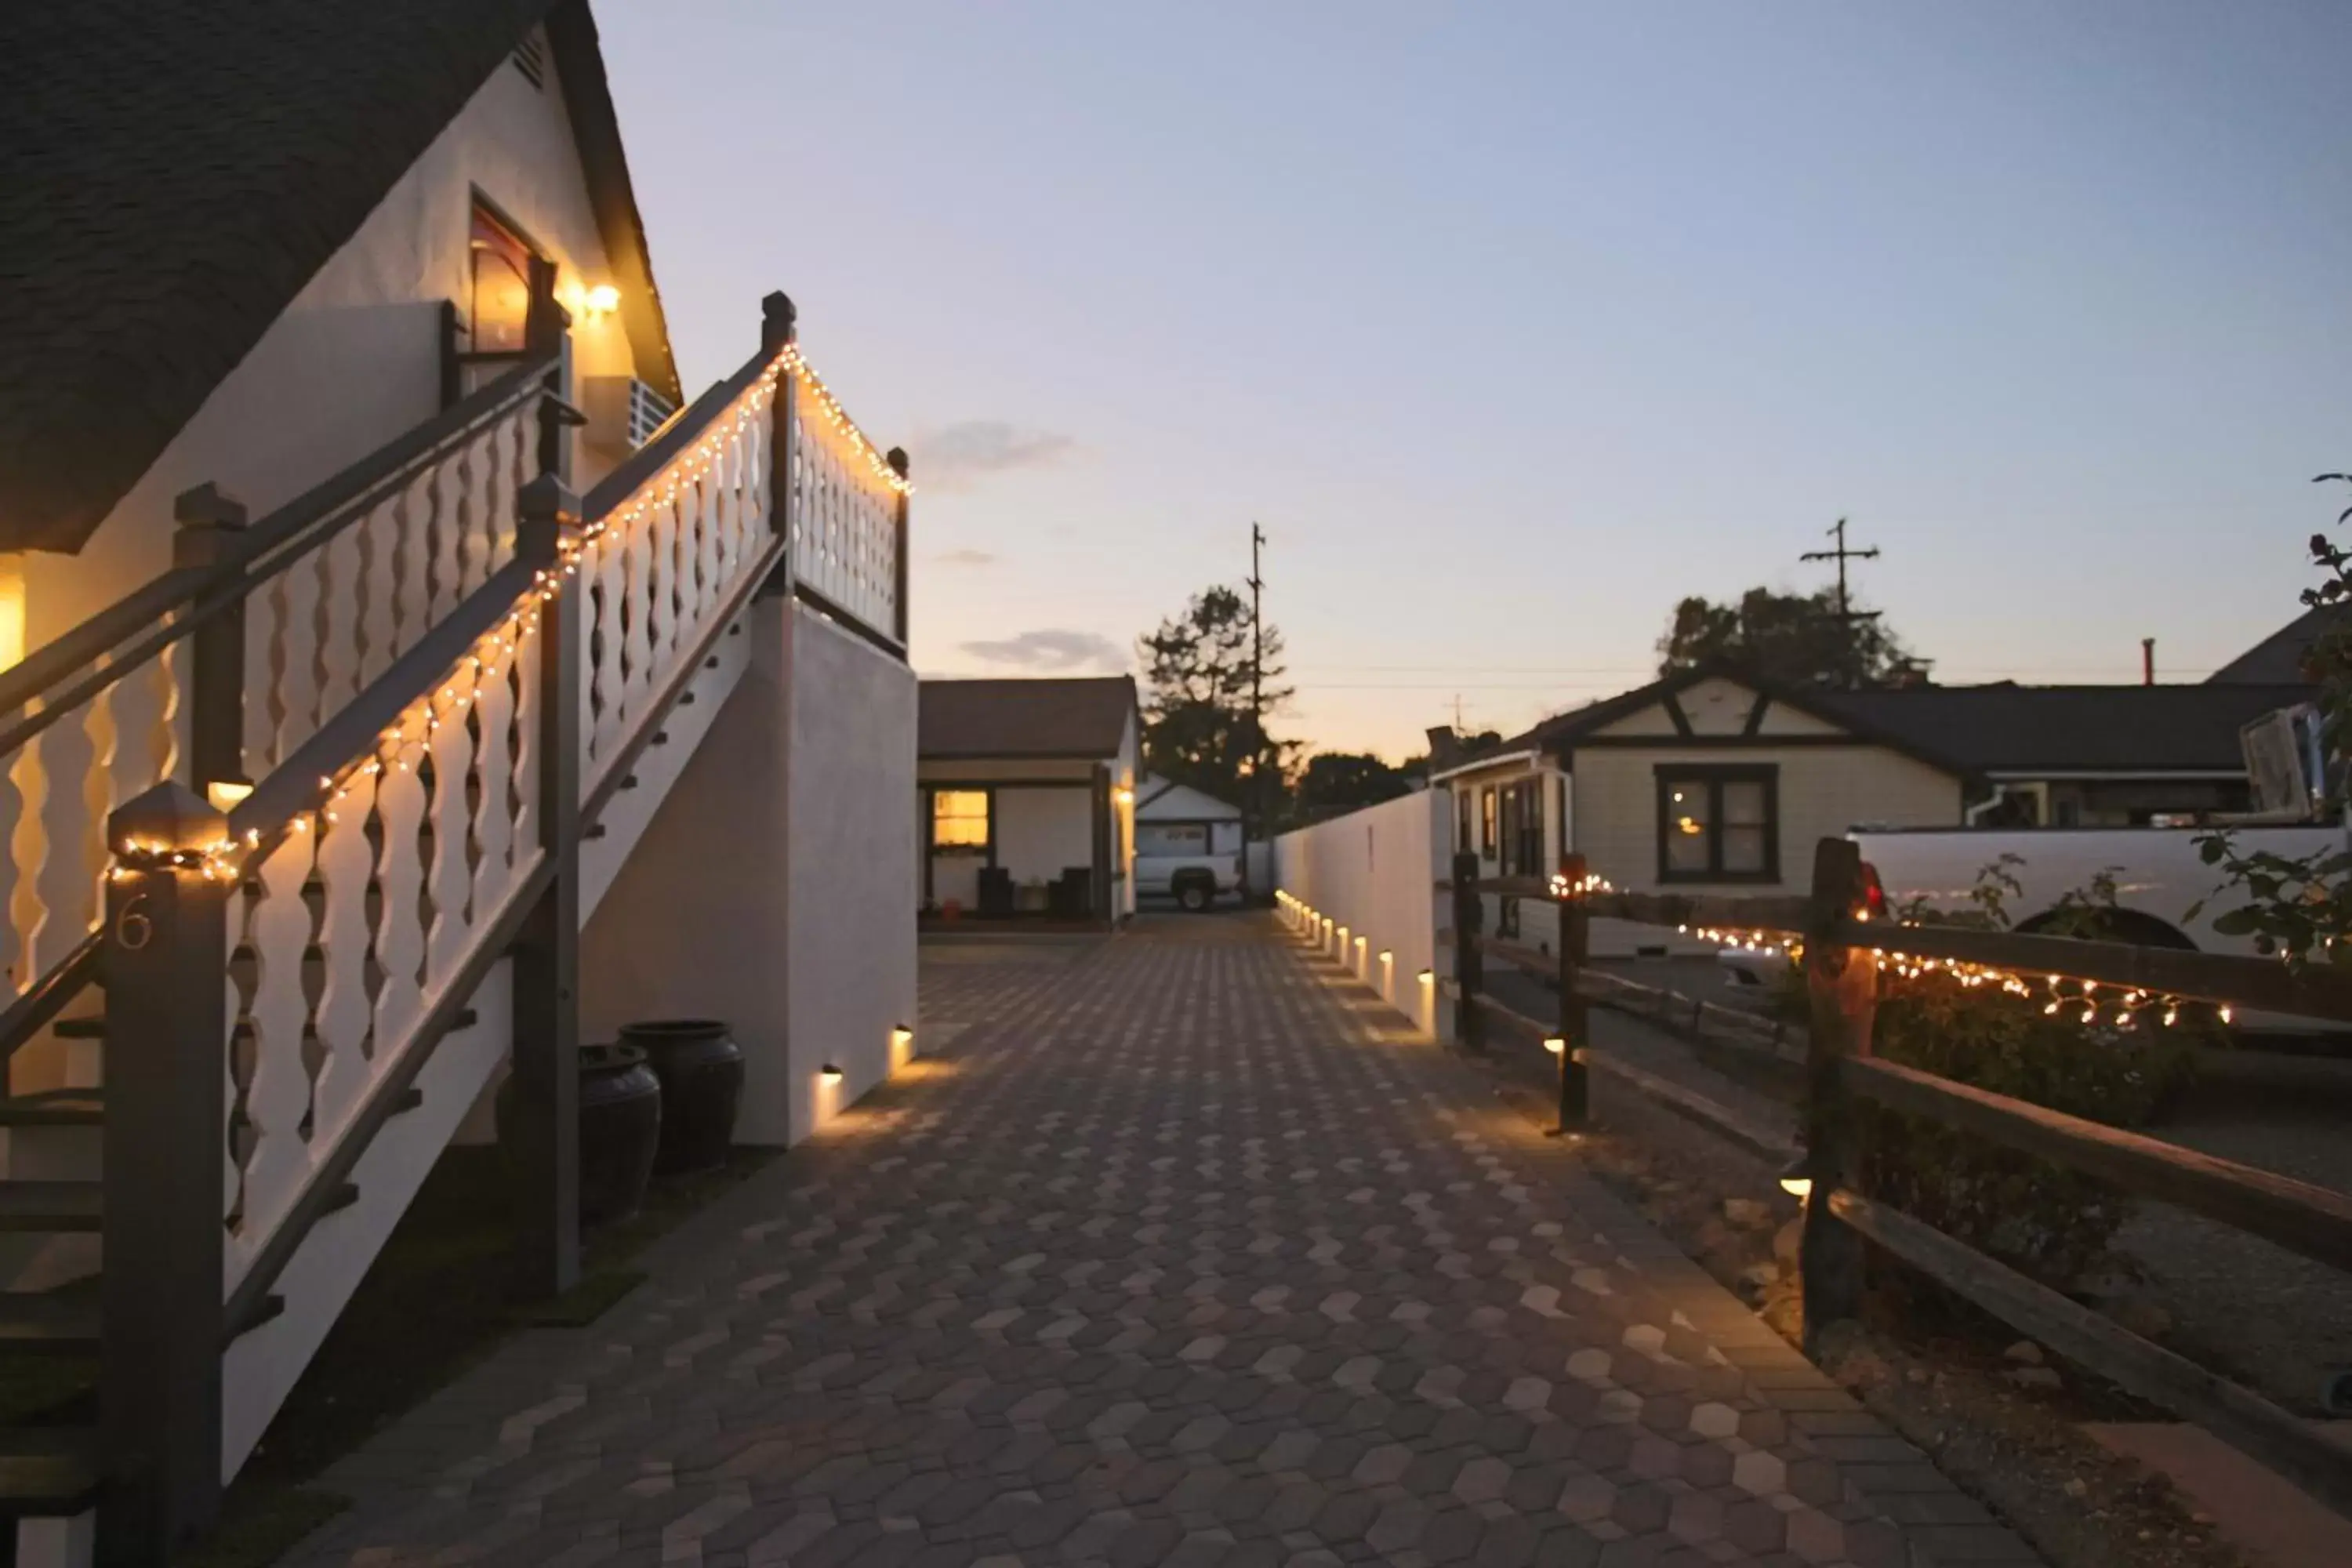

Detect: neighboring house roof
1448,662,2303,782
1136,777,1241,821
918,677,1139,760
0,0,679,554
2206,607,2338,685
1814,684,2307,775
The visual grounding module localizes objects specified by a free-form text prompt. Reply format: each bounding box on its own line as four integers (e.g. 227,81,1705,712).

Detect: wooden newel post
887,446,911,646
761,292,800,599
172,484,250,806
100,782,232,1565
1451,850,1483,1052
1554,853,1592,1131
510,475,583,1299
1798,836,1878,1352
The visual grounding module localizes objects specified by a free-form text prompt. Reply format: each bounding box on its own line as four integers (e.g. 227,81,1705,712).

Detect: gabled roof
1454,662,2302,781
2206,607,2338,685
0,0,679,554
1136,777,1241,821
918,677,1139,760
1813,684,2306,775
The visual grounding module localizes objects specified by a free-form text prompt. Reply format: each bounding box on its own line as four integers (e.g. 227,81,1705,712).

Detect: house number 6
115,894,152,952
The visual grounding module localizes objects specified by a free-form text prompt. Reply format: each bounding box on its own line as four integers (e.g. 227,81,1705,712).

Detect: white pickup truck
1848,822,2343,952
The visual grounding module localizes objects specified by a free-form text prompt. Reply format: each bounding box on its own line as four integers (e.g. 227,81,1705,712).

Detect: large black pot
619,1018,745,1174
496,1043,662,1225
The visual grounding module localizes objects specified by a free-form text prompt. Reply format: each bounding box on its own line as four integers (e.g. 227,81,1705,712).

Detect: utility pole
1800,517,1882,688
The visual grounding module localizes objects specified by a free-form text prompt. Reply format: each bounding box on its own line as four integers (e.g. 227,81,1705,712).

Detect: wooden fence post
1451,850,1483,1052
1554,853,1591,1131
509,474,583,1299
172,485,249,806
99,783,231,1564
1799,836,1878,1352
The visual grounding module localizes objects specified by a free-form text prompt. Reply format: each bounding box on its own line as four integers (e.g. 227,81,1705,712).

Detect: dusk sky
601,2,2352,761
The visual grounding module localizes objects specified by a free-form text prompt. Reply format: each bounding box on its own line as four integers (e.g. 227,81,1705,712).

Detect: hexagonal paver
288,927,2037,1568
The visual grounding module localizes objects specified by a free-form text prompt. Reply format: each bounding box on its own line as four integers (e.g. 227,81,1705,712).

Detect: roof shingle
919,678,1138,760
0,0,673,554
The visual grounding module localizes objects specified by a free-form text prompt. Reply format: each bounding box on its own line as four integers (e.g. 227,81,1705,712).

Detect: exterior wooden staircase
0,285,909,1566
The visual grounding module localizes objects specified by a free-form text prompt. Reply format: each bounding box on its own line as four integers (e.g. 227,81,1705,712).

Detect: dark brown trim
0,355,557,756
1741,694,1771,735
1662,694,1695,736
919,750,1120,764
1573,734,1939,753
544,0,682,406
1655,764,1780,886
921,778,1091,792
793,581,908,661
0,931,101,1067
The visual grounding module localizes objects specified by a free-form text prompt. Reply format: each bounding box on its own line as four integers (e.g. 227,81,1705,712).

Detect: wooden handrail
581,343,769,523
1439,876,1811,935
0,354,557,740
227,554,543,851
1829,1187,2352,1520
1842,1054,2352,1274
1831,916,2352,1022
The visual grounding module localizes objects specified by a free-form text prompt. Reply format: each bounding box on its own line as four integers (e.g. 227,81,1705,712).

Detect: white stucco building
0,3,920,1558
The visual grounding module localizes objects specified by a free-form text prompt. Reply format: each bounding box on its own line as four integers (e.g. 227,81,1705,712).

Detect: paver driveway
289,917,2037,1568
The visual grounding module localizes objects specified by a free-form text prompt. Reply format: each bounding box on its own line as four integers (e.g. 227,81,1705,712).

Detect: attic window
469,204,538,354
511,31,547,89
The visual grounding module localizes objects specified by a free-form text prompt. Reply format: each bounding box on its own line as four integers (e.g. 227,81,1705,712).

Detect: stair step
50,1018,103,1041
0,1432,96,1515
618,774,638,790
0,1093,102,1128
321,1180,360,1217
0,1185,100,1232
676,691,696,707
390,1086,424,1115
705,656,720,669
0,1295,97,1351
584,823,608,840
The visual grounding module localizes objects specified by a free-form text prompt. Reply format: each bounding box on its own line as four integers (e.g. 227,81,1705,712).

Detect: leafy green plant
2189,477,2352,968
1862,860,2195,1295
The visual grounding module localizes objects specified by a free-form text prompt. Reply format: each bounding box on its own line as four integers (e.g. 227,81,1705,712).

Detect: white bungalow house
917,678,1139,926
0,3,916,1559
1434,662,2303,956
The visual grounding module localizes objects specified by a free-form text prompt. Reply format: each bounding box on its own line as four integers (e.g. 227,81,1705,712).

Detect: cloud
911,420,1076,492
959,628,1127,674
935,547,998,568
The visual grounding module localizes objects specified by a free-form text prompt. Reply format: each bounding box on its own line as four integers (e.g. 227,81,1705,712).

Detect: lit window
931,789,989,851
1657,768,1778,883
469,204,537,353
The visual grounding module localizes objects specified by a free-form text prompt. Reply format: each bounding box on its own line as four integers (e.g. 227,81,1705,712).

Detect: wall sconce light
583,282,621,318
819,1062,844,1084
1777,1152,1815,1199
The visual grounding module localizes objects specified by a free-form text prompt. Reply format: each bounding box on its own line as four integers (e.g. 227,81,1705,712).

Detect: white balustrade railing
0,368,548,1022
225,601,544,1283
783,350,905,643
579,364,779,789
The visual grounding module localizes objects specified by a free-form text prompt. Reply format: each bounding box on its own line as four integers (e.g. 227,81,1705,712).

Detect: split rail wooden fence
1297,836,2352,1523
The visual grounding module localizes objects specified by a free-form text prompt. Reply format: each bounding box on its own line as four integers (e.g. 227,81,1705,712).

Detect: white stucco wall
786,604,920,1142
994,788,1094,886
578,597,917,1147
23,45,643,649
1273,790,1446,1035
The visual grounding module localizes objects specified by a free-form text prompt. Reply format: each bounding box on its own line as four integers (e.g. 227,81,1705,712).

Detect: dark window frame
1457,788,1473,855
1501,778,1545,877
928,786,993,855
1654,764,1780,884
1479,786,1497,858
